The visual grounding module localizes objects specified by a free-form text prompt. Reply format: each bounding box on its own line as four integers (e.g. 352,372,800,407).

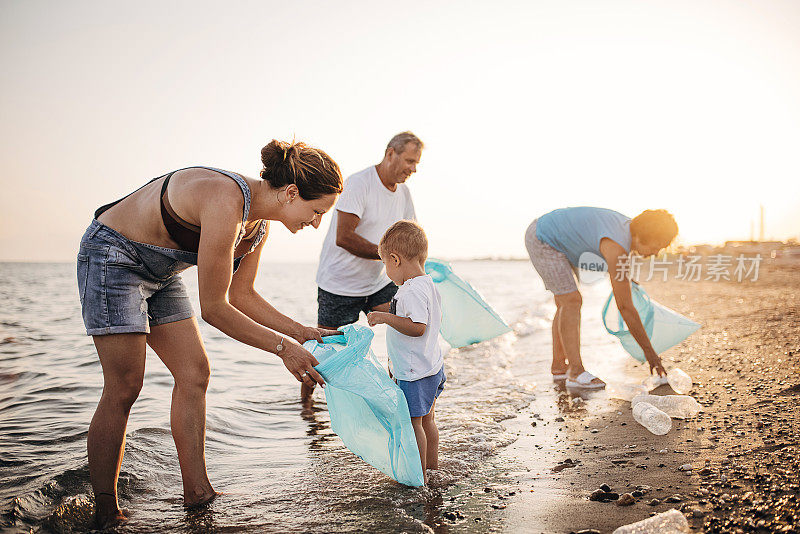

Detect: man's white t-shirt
316,166,416,297
386,275,443,382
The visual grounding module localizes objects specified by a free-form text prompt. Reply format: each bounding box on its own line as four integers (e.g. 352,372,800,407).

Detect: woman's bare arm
195,186,324,386
228,229,331,343
600,238,666,376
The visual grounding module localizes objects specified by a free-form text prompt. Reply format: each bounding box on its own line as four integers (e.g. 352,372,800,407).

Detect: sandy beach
492,260,800,533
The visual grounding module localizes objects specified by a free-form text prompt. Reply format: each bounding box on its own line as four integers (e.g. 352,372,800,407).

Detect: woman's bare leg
553,290,584,375
554,290,604,386
146,318,217,506
551,307,568,375
88,333,147,528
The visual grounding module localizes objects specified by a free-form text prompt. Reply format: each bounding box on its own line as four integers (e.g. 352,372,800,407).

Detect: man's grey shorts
77,220,194,336
525,219,579,295
317,283,398,329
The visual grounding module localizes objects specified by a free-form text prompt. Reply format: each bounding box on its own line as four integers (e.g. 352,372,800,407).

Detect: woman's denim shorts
77,220,195,336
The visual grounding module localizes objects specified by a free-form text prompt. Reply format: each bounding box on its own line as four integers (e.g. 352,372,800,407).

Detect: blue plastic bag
602,283,701,362
424,258,511,348
304,325,424,487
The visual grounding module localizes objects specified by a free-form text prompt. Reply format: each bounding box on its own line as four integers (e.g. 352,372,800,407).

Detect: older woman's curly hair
630,209,678,248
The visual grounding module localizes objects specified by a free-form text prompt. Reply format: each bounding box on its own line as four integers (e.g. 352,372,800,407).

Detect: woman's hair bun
260,139,343,200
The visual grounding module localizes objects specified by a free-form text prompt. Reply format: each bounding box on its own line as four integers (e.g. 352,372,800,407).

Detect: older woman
77,140,342,528
525,207,678,389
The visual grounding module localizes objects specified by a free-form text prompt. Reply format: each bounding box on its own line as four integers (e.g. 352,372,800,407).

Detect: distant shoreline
0,257,532,265
3,239,798,265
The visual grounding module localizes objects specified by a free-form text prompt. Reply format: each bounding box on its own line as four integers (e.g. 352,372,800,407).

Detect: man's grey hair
386,131,424,154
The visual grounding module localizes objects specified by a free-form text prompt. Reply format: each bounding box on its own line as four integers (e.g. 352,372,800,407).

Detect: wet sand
495,261,800,533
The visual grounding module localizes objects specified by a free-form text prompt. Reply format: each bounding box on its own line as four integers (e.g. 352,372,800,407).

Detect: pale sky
2,0,799,262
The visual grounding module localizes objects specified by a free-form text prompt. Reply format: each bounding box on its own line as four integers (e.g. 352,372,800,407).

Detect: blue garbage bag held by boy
304,324,424,487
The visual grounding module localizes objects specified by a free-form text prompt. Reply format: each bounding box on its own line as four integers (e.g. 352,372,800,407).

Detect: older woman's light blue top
536,207,632,269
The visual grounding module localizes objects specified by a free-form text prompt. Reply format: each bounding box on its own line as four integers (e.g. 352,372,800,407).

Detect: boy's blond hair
380,220,428,262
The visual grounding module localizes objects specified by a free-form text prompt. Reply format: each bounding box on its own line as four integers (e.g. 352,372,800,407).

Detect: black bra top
94,167,264,255
159,172,201,253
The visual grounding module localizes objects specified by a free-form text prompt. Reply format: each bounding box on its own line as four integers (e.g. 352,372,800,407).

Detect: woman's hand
645,348,667,377
278,342,326,388
291,325,339,344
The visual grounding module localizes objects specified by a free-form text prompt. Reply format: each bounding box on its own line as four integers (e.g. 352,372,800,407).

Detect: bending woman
76,140,342,528
524,207,678,389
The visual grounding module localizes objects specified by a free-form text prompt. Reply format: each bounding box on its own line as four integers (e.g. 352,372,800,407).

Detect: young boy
367,220,444,483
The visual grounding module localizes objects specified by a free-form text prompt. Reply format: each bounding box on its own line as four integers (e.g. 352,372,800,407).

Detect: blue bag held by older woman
304,324,424,487
424,258,511,348
602,282,700,362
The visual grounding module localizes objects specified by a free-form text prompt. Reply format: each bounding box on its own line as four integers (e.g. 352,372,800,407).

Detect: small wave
510,309,552,337
41,494,95,534
0,372,22,385
1,465,93,533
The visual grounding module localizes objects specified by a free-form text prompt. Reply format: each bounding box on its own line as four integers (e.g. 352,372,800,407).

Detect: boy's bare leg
410,417,428,483
421,400,438,470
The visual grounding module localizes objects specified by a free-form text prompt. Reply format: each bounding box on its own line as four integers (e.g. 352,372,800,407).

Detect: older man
304,132,423,398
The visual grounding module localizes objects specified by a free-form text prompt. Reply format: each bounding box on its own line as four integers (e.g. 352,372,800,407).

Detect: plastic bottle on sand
643,368,692,394
612,509,689,534
608,384,650,402
632,402,672,435
666,368,692,394
642,374,669,391
631,394,702,419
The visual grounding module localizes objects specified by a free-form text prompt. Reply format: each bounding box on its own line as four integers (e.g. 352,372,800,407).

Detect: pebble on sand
616,493,636,506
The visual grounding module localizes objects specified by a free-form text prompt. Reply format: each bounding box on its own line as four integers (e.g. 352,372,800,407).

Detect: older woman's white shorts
525,219,578,295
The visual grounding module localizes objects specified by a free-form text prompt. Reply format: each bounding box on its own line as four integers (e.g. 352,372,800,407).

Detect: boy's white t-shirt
386,274,443,381
316,166,416,297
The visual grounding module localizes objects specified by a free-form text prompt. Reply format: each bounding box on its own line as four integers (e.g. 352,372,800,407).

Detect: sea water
0,260,648,532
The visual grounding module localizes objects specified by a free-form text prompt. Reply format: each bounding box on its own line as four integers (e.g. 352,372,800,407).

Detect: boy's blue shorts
397,367,446,418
